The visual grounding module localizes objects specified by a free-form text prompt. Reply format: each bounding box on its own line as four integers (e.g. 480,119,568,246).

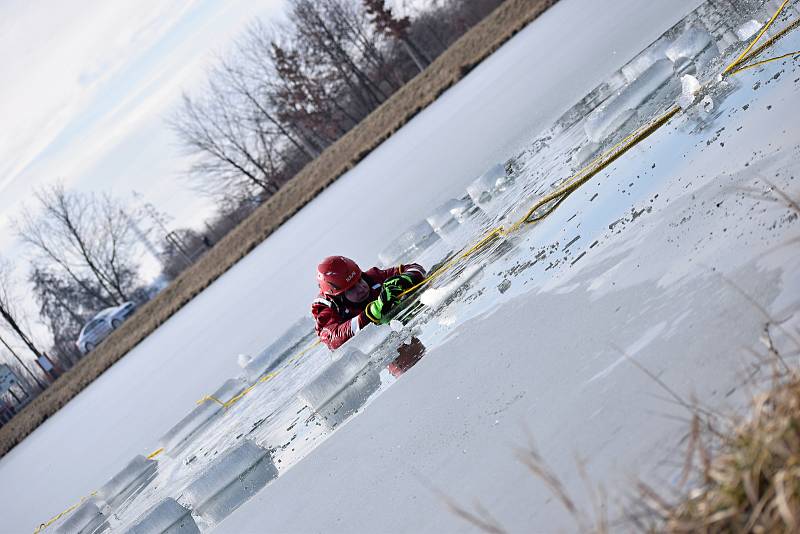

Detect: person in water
311,256,425,350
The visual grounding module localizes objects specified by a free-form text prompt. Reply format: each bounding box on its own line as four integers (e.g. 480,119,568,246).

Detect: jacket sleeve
311,299,368,351
364,263,427,286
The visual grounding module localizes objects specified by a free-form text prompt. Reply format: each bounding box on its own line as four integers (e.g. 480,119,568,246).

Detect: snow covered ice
182,440,277,524
125,498,198,534
96,455,158,510
678,74,701,108
4,1,800,532
736,19,762,40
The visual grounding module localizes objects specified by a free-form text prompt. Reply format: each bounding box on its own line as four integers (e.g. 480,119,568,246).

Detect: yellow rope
401,105,681,297
191,339,322,410
738,15,800,65
195,395,225,406
729,49,800,74
33,492,98,534
723,0,791,75
35,6,800,531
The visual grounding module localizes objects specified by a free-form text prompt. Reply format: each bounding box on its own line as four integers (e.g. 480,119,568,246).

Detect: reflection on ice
54,498,108,534
96,455,157,510
183,440,277,524
125,498,198,534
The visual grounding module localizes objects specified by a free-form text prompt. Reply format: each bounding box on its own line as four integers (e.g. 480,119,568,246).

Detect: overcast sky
0,0,286,271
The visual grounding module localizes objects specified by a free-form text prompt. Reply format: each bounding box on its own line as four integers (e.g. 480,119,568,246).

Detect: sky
0,0,288,362
0,0,287,271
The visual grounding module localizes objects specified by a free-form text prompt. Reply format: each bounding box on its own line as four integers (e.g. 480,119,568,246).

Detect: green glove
365,297,388,324
365,274,417,324
382,274,415,295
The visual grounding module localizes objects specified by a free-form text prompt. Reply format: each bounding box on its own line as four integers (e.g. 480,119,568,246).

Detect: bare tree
364,0,430,71
0,261,49,389
170,0,503,222
30,265,99,366
16,184,142,308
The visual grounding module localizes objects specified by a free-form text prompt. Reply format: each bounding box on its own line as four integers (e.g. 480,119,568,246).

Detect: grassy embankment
0,0,559,458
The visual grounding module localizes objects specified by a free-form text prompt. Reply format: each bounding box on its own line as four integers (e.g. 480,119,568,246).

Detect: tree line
0,0,503,401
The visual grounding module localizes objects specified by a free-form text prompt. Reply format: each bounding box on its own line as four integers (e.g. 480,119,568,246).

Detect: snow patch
678,74,701,108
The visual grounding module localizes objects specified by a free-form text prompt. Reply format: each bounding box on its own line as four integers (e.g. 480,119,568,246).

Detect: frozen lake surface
3,0,800,532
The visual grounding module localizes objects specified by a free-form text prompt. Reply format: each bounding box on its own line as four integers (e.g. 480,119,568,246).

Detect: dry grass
642,367,800,533
0,0,560,458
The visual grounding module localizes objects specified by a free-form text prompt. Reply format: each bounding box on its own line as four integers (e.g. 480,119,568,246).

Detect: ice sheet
96,455,157,510
240,316,315,381
377,220,440,267
124,498,198,534
54,498,108,534
466,163,508,211
584,58,674,143
665,25,713,62
0,1,724,531
297,349,372,412
157,378,247,456
182,440,277,523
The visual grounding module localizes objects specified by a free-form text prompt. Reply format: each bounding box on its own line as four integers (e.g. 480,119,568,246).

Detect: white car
76,302,136,354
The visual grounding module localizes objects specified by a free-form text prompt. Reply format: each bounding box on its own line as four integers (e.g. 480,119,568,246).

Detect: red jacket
312,263,425,350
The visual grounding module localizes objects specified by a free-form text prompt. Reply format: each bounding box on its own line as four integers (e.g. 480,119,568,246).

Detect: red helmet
317,256,362,295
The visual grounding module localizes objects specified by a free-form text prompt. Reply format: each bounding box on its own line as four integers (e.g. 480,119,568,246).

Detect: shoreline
0,0,559,459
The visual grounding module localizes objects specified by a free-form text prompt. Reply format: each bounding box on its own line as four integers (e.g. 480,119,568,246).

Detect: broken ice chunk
298,349,372,412
183,440,278,524
341,322,393,355
701,95,714,112
419,264,483,309
125,498,199,534
585,59,673,143
241,316,315,381
96,455,158,510
678,74,701,108
316,367,381,429
736,19,762,41
426,197,477,239
55,499,108,534
377,220,439,267
157,378,247,457
665,26,713,62
621,38,671,83
466,164,508,210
